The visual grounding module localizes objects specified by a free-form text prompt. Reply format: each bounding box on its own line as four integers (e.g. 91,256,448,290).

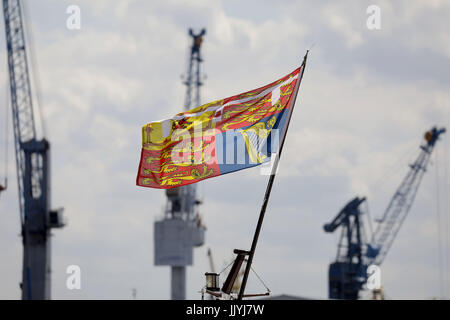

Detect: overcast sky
0,0,449,299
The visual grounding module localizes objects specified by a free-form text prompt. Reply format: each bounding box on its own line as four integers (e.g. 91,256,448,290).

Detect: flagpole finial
302,50,309,66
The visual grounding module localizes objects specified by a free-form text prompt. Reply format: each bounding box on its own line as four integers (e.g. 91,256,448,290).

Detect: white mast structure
154,28,206,300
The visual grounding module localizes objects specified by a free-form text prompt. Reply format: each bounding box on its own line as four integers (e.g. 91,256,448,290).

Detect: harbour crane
2,0,64,299
324,126,446,299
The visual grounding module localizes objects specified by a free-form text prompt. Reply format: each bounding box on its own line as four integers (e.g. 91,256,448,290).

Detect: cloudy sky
0,0,449,299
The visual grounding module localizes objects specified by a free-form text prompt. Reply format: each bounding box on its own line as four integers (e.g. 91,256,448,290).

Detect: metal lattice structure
368,128,446,265
4,0,36,222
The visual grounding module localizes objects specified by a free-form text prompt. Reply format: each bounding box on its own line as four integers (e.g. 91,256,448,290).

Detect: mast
154,28,206,300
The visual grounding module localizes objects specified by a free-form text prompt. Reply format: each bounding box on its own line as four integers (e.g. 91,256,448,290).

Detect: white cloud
325,9,363,48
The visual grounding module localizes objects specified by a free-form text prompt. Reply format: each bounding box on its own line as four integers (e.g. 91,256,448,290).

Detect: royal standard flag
136,64,305,189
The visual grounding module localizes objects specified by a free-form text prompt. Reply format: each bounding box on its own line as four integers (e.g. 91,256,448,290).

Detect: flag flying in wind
136,64,305,189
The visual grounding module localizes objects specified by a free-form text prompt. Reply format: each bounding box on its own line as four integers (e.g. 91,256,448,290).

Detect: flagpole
237,51,309,300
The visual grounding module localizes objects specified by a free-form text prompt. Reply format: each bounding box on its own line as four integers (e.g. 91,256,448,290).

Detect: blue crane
324,126,446,299
2,0,64,299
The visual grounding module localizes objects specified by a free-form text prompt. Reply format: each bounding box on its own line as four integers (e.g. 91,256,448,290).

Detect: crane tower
2,0,64,300
154,28,206,300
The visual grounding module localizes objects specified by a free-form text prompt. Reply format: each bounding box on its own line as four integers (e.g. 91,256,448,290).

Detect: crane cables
1,79,9,196
434,136,449,299
444,132,449,300
369,141,417,193
22,0,46,139
366,140,418,223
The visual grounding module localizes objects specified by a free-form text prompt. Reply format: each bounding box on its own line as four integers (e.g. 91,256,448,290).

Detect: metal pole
171,266,186,300
238,51,309,300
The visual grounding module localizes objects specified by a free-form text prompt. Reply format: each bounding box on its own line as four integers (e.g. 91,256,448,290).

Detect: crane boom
3,0,64,300
368,127,446,265
324,126,445,299
3,0,37,222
